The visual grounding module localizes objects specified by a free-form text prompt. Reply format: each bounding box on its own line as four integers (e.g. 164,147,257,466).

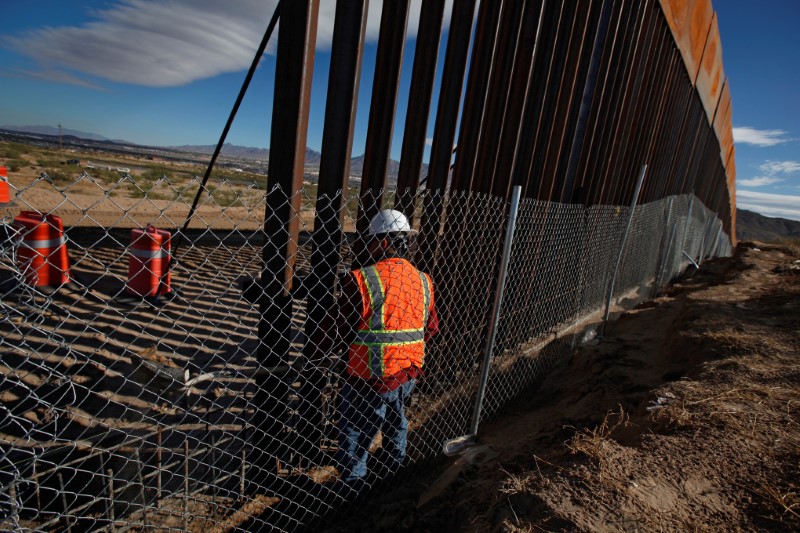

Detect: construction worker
334,209,439,499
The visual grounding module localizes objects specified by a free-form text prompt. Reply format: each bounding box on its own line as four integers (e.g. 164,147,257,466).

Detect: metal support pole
680,194,695,266
657,222,678,290
652,196,674,298
603,164,647,327
710,224,723,259
682,250,700,270
470,185,522,436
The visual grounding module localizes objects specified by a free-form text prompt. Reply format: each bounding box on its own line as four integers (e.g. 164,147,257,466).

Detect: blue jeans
336,379,416,494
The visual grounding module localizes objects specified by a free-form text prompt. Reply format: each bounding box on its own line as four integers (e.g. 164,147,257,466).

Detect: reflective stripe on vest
353,264,431,378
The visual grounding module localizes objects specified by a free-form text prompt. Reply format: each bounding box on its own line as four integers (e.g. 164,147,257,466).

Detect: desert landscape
2,137,796,531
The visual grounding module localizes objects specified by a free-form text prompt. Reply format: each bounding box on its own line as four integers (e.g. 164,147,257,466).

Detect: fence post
134,448,147,529
657,222,678,290
57,471,73,533
469,185,521,436
602,164,647,328
710,224,723,259
652,196,674,298
680,194,695,267
183,439,190,531
106,469,115,527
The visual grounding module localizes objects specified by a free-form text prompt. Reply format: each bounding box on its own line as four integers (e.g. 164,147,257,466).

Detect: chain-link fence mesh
1,172,731,531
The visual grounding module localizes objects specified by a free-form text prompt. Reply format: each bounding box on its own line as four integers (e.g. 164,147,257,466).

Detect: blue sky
1,1,798,220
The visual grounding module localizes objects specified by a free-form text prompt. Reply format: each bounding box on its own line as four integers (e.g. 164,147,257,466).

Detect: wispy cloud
738,159,799,189
737,190,800,221
10,0,451,88
759,160,800,174
0,70,108,91
732,126,793,146
739,176,783,187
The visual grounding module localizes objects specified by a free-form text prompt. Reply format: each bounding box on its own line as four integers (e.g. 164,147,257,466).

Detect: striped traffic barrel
126,226,172,297
0,166,10,204
13,211,71,287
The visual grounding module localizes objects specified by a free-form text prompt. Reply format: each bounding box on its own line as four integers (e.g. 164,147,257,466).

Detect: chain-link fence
1,172,731,531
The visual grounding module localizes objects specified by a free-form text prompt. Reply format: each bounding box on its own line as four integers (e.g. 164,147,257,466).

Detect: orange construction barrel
0,166,10,204
126,226,172,297
13,211,71,287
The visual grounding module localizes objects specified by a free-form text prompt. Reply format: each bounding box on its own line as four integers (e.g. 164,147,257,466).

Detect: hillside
737,208,800,242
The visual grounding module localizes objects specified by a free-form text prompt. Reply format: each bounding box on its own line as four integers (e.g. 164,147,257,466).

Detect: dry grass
565,407,630,462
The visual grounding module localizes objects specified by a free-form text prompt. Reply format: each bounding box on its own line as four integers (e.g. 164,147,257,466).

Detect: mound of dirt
326,241,800,531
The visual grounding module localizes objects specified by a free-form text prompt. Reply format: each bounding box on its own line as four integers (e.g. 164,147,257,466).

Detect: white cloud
12,0,452,88
425,137,433,146
16,69,107,91
732,126,793,147
737,190,800,221
759,160,800,174
739,176,783,187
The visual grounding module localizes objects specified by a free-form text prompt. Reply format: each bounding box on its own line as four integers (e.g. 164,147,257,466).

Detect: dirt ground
327,241,800,532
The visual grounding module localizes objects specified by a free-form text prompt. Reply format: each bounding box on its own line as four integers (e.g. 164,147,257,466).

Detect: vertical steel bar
260,0,320,362
256,0,319,475
301,0,368,465
561,0,614,203
395,0,447,219
358,0,411,233
471,0,525,195
491,0,547,199
449,0,504,192
470,185,522,435
602,164,647,327
416,0,477,273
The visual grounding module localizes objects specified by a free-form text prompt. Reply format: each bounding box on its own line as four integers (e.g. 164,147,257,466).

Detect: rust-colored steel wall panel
659,0,713,84
695,13,724,125
713,80,733,168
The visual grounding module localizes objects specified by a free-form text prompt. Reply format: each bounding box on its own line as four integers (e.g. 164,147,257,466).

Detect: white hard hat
368,209,417,235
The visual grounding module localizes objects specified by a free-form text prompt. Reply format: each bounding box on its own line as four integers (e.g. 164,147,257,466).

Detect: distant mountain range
0,124,115,142
736,209,800,243
1,125,420,178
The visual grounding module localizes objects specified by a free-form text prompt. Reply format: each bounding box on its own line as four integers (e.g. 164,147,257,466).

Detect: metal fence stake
680,194,695,266
134,448,147,529
603,164,648,330
652,197,674,298
183,439,190,531
443,186,522,455
57,472,73,533
657,222,678,290
156,425,162,506
106,469,115,526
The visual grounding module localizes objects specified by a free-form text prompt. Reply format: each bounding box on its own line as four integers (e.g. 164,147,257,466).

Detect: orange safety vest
347,258,434,380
